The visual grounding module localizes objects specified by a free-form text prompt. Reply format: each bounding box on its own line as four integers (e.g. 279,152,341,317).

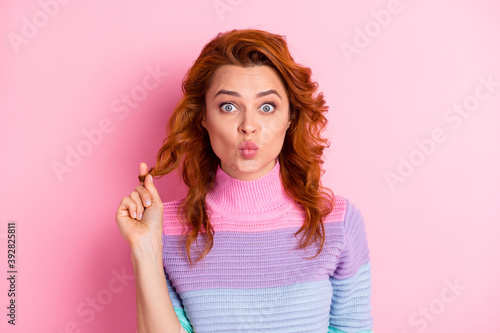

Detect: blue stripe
179,279,333,332
329,261,373,332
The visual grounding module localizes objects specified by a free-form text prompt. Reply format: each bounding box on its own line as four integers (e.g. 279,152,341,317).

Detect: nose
238,110,257,134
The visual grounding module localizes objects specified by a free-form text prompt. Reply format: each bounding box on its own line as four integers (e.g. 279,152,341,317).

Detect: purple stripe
332,199,371,280
163,217,370,293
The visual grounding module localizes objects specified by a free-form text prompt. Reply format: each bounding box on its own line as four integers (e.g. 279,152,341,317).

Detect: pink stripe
163,196,346,235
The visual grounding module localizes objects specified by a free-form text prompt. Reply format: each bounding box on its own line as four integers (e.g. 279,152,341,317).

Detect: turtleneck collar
205,157,295,218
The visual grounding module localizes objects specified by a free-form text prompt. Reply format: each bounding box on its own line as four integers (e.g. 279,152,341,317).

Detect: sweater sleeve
163,263,194,333
328,199,374,333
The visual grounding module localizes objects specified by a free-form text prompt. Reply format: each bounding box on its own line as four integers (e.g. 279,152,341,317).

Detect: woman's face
202,64,291,181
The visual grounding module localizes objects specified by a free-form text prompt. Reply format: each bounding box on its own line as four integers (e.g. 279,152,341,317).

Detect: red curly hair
139,28,336,265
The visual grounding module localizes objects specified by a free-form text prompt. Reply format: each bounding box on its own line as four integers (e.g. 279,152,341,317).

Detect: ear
201,105,207,129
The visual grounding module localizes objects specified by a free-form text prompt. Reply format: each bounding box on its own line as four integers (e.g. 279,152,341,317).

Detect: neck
205,158,294,218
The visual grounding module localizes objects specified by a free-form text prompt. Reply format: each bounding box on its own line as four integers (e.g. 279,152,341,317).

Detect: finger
120,197,138,220
143,172,162,206
135,184,152,209
130,191,145,220
116,198,130,220
139,162,148,178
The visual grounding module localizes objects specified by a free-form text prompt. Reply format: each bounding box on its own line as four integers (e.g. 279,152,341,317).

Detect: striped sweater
162,158,374,333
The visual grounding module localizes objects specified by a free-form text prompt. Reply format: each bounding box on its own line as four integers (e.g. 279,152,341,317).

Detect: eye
220,103,237,112
260,102,276,113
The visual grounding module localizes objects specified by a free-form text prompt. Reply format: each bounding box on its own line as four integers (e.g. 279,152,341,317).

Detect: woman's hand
115,162,164,249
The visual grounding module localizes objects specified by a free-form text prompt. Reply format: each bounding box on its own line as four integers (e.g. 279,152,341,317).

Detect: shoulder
326,194,365,230
341,195,364,222
323,193,349,224
336,195,369,246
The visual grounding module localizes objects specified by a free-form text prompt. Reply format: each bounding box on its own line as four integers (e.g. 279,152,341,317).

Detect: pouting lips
239,140,259,150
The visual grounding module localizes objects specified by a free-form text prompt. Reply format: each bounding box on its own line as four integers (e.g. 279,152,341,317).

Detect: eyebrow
213,89,282,101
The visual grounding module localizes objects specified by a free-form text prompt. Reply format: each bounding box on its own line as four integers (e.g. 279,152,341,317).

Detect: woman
116,28,374,333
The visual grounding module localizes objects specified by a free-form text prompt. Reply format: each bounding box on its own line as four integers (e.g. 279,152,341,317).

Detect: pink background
1,1,499,332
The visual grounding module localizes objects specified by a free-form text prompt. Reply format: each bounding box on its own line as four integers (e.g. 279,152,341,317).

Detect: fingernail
139,213,143,220
133,212,137,219
149,175,153,183
146,199,151,206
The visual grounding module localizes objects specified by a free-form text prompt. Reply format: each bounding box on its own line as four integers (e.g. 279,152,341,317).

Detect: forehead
207,64,286,95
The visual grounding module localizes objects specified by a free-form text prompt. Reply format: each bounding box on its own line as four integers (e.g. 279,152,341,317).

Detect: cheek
261,118,289,143
207,122,234,147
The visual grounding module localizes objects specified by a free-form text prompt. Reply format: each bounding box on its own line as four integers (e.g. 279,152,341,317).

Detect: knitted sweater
162,158,374,333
